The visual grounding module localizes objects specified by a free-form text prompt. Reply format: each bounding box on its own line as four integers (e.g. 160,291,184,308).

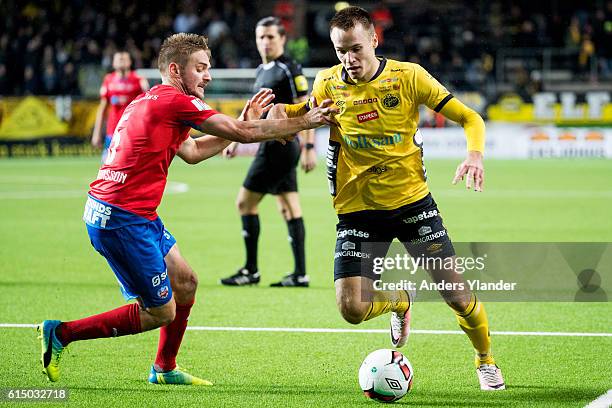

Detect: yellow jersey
297,58,456,214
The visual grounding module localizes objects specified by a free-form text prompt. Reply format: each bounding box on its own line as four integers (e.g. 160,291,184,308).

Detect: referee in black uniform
221,16,317,287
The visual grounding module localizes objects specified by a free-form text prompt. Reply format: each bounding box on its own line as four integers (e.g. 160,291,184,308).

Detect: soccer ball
358,349,413,403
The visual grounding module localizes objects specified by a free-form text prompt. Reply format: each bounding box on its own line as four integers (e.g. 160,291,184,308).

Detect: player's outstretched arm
91,98,108,148
198,98,338,144
438,98,486,192
179,89,275,164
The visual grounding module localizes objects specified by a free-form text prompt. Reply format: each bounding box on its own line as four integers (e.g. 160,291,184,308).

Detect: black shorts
333,193,455,281
243,139,300,195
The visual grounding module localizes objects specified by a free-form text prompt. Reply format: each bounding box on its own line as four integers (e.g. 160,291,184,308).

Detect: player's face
330,23,379,82
181,50,212,99
255,25,286,62
112,52,131,72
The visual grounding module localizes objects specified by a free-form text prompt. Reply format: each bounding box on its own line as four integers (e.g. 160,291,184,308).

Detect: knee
278,205,289,219
446,298,469,314
236,196,256,214
337,297,368,325
174,270,198,299
155,304,176,327
236,196,246,212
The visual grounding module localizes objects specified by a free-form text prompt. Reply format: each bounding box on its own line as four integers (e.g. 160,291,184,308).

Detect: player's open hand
452,151,485,192
223,141,239,159
240,88,275,121
301,147,317,173
304,97,340,128
91,133,103,149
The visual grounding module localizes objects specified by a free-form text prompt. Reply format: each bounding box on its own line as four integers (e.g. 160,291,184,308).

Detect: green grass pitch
0,156,611,407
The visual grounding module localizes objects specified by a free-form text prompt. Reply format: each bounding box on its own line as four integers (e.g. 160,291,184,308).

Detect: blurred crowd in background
1,0,611,98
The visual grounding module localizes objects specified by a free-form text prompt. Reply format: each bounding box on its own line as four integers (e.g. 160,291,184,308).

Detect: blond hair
158,33,210,74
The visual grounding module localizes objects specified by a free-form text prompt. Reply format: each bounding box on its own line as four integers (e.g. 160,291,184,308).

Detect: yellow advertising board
0,97,68,139
488,92,612,125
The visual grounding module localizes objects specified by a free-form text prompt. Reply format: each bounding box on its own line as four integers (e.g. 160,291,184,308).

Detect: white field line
0,182,189,200
585,390,612,408
2,323,611,337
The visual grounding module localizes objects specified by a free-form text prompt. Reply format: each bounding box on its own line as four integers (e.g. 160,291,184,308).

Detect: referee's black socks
241,214,260,273
287,217,306,276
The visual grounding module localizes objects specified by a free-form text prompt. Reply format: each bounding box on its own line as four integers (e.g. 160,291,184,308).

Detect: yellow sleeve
438,98,485,153
283,72,328,118
284,101,309,118
413,64,484,153
415,64,451,110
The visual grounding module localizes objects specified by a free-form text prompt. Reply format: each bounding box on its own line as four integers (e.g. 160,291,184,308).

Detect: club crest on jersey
157,286,169,299
383,94,400,109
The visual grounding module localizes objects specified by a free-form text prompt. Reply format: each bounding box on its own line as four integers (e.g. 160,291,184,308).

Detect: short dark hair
158,33,210,74
329,6,373,32
256,16,286,36
113,50,130,57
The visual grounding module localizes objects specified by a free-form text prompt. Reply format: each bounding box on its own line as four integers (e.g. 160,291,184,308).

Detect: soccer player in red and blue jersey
37,33,337,385
91,51,149,161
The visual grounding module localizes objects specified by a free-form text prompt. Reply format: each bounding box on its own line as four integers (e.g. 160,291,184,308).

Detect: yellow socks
451,294,496,366
364,290,410,322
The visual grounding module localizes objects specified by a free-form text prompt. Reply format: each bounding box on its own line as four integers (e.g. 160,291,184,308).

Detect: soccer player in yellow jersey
273,6,505,391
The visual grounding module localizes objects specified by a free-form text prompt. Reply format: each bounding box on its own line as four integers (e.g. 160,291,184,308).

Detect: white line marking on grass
0,190,85,199
437,189,612,198
2,323,611,337
0,182,189,199
585,390,612,408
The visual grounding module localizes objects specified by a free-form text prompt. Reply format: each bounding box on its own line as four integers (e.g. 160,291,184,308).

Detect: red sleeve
172,94,219,129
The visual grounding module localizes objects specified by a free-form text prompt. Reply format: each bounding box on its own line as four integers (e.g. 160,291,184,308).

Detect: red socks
154,301,194,372
55,300,194,372
56,303,141,346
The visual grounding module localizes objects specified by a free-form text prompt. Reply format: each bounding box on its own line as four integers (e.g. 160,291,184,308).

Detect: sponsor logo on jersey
341,133,403,150
427,243,444,253
418,225,433,236
357,110,379,123
379,77,399,84
402,209,438,224
341,241,356,250
353,97,378,106
367,165,388,175
334,250,372,259
83,197,112,228
337,228,370,238
379,86,392,92
410,230,447,244
383,93,400,108
152,271,168,287
334,84,348,90
336,100,346,107
390,68,405,73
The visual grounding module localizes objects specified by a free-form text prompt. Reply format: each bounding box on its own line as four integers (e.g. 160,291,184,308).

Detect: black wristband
305,143,315,150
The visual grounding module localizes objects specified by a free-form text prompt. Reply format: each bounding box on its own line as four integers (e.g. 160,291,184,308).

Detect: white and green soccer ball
358,349,414,403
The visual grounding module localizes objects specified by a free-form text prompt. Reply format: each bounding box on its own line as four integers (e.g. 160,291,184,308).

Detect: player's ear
371,31,379,49
168,62,181,77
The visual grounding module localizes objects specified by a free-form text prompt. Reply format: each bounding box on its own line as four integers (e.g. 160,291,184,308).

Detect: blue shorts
84,196,176,308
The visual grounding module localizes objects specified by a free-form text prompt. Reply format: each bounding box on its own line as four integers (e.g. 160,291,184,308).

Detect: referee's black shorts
243,139,301,195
